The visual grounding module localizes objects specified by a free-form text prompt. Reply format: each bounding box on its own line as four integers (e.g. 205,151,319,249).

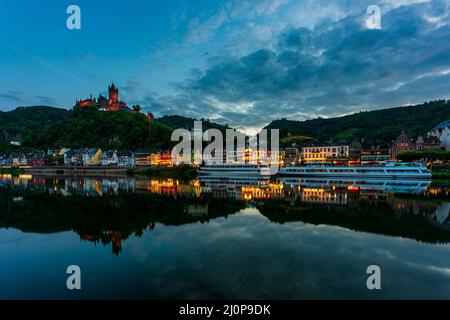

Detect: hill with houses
265,100,450,144
1,99,449,153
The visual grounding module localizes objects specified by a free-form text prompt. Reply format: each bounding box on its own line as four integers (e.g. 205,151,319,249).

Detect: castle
75,83,154,119
76,83,131,112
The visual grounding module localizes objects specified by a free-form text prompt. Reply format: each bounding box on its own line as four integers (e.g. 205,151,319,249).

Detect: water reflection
0,174,449,256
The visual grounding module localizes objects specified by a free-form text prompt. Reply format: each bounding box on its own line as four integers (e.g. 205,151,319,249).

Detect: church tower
108,83,119,104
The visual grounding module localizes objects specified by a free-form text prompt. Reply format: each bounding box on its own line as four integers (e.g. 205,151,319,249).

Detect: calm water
0,174,449,299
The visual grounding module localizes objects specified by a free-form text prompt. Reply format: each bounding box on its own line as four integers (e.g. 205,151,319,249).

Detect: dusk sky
1,0,450,134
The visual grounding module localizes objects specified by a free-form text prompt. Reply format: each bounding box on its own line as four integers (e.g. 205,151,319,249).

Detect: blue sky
1,0,450,133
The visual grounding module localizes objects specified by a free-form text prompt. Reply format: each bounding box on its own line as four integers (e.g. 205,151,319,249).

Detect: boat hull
279,172,432,180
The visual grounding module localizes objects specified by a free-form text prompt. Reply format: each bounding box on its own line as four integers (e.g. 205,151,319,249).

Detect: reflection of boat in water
198,163,272,185
280,177,431,194
279,161,432,180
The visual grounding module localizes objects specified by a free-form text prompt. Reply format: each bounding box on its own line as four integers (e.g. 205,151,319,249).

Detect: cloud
144,0,450,131
0,91,24,103
35,95,57,106
0,91,57,107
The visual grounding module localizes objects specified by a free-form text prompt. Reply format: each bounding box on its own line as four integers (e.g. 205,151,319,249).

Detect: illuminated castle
76,83,130,112
75,83,154,119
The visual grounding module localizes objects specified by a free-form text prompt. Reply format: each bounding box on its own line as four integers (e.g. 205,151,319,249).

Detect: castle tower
108,83,119,104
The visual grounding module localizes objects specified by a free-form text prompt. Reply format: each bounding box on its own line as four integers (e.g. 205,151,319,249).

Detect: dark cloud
143,0,450,130
0,91,24,103
35,95,57,106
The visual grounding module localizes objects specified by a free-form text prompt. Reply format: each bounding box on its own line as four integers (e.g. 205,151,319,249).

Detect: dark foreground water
0,174,449,299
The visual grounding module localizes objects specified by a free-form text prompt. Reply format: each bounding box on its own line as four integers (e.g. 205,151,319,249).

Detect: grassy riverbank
432,172,450,180
127,165,198,179
0,167,24,175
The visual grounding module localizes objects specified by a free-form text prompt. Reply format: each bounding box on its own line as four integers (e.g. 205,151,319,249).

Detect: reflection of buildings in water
199,176,285,201
136,179,178,196
241,183,284,201
388,197,450,228
82,224,156,256
434,203,450,225
300,187,348,205
0,174,33,189
185,204,208,217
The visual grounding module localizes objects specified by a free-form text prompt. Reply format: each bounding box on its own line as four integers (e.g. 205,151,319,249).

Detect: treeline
266,100,450,143
24,106,174,150
396,150,450,162
0,106,70,152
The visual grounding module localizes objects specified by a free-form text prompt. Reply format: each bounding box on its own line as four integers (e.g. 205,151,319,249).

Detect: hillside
265,100,450,143
157,115,229,131
0,106,70,151
26,106,173,150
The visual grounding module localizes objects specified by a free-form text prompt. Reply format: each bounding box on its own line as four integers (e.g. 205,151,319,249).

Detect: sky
0,0,450,134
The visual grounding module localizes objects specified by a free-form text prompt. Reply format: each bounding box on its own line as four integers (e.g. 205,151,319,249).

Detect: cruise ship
279,177,431,194
198,163,273,185
279,161,432,180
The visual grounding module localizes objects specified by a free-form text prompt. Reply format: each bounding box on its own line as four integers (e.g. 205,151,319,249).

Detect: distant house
64,149,84,166
64,149,75,166
9,153,27,166
391,131,415,159
415,136,442,151
0,154,10,166
159,151,173,167
28,151,46,167
100,150,119,166
9,134,22,146
134,151,152,167
83,148,102,166
117,151,135,168
361,142,391,164
301,143,350,163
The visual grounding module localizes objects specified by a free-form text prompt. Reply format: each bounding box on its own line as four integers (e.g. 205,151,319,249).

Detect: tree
396,150,450,162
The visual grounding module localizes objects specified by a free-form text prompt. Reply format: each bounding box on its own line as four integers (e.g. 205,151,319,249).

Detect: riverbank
23,166,128,177
126,165,198,179
0,167,24,175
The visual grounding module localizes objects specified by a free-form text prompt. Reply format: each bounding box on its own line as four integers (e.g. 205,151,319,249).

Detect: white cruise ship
198,163,272,184
279,161,432,180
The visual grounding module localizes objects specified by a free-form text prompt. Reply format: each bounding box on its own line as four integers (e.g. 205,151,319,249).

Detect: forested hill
27,106,173,150
265,100,450,143
0,106,70,151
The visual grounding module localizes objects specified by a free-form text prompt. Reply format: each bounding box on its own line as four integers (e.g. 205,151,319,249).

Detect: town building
9,153,27,166
134,151,153,167
83,148,102,166
117,151,135,168
361,142,391,164
415,136,442,151
391,131,415,159
64,149,84,166
100,150,119,166
301,143,350,163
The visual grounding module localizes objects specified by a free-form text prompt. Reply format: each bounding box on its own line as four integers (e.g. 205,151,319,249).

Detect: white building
428,120,450,151
302,144,350,163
